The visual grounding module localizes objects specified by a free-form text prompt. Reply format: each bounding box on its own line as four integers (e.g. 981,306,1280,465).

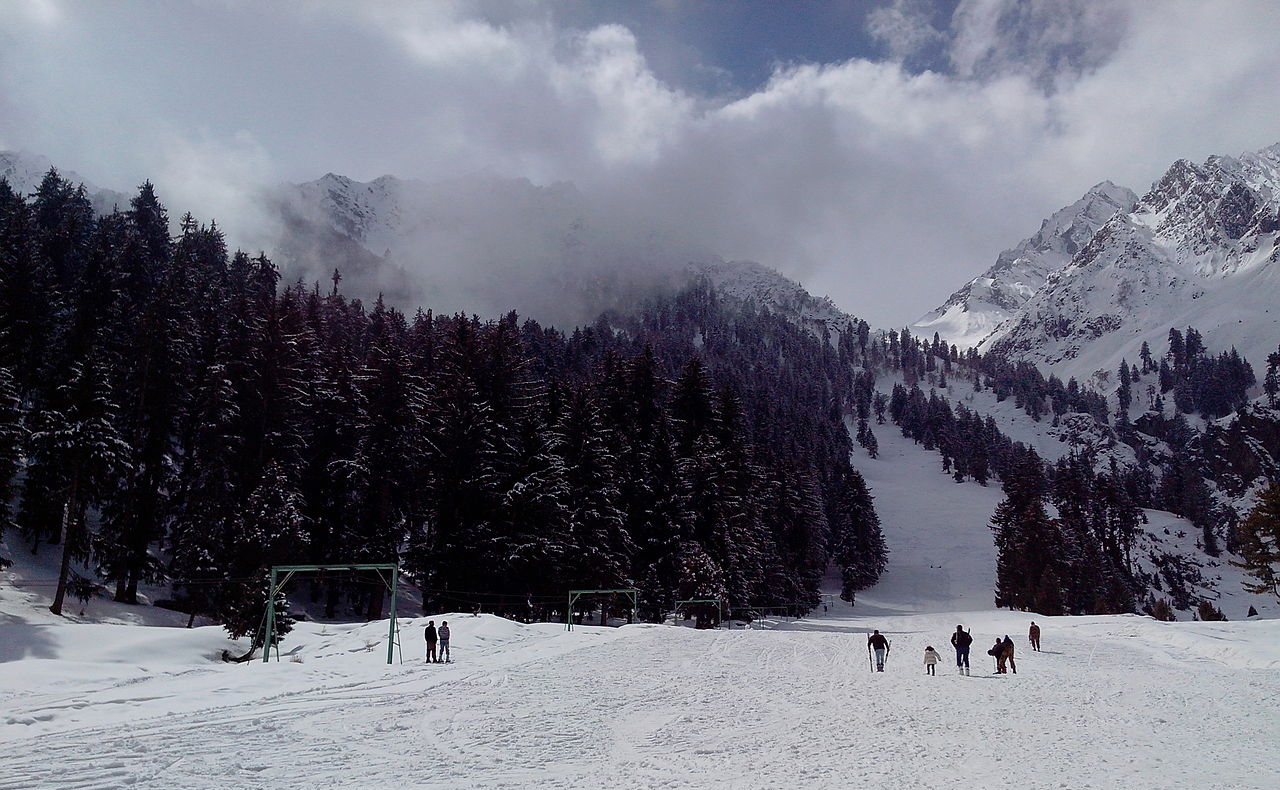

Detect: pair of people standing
424,620,451,663
988,635,1016,673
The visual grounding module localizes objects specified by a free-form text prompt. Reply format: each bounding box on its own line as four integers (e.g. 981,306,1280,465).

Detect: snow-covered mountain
913,181,1137,350
0,150,128,216
273,170,729,326
929,144,1280,386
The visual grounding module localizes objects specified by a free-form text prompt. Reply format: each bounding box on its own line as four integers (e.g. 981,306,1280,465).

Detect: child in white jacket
923,646,942,675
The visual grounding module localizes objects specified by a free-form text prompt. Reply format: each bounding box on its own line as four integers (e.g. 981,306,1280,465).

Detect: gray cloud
2,0,1278,328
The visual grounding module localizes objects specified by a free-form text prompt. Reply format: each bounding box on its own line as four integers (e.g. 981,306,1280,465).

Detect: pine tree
1231,482,1280,602
990,448,1062,611
168,356,241,626
219,462,309,647
28,357,129,616
0,365,22,561
829,465,885,601
1264,344,1280,408
561,386,633,620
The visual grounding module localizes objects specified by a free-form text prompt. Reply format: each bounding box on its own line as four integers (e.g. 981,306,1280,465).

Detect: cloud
867,0,948,67
1,0,1278,328
948,0,1129,90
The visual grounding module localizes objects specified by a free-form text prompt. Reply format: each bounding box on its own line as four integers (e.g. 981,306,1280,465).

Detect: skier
1000,635,1017,674
1029,621,1041,651
923,645,942,676
950,625,972,675
424,620,439,663
439,620,451,663
868,630,890,671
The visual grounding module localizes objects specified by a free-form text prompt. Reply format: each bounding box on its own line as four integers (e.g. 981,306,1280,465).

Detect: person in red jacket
1029,621,1041,651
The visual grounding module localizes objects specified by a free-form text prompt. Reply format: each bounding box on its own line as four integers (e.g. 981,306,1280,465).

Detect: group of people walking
423,620,451,663
870,621,1043,676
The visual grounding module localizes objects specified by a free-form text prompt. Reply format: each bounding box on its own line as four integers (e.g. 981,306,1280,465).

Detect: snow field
2,606,1278,790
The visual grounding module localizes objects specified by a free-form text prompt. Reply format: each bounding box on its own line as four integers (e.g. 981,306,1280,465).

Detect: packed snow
3,598,1279,789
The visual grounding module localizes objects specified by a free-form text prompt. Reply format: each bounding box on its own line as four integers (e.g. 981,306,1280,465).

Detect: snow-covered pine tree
561,385,633,618
829,465,886,602
28,356,129,615
0,364,22,563
100,182,192,604
168,354,241,627
219,461,309,649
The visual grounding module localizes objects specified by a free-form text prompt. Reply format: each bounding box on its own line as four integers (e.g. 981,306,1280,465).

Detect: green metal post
387,567,398,665
263,567,276,663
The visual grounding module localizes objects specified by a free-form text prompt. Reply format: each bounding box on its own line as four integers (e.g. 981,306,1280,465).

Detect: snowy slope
848,419,1003,615
913,181,1137,350
986,144,1280,384
2,600,1279,788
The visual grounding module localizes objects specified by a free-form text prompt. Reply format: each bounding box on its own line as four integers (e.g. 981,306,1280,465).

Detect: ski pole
867,643,873,673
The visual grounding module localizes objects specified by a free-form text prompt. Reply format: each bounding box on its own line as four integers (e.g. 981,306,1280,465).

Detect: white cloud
1,0,1278,327
868,0,947,65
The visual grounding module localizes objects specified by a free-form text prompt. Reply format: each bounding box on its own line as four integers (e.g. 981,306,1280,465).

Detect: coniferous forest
0,172,887,644
3,169,1275,642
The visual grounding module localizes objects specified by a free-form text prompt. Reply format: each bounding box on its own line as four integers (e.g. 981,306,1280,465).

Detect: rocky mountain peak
984,141,1280,384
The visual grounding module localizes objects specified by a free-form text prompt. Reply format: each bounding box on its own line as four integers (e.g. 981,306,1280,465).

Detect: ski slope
849,424,1004,615
2,602,1279,789
2,423,1278,788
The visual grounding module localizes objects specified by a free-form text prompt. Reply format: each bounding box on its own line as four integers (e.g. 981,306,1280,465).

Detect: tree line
0,171,886,646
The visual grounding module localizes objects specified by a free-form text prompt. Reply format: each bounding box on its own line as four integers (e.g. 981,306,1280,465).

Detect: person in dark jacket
1028,621,1041,651
868,630,890,671
1000,635,1017,674
424,620,439,663
950,625,972,675
989,638,1005,672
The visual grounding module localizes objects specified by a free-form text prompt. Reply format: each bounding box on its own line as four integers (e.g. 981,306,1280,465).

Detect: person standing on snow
1000,635,1017,674
1028,621,1041,651
950,625,973,675
989,637,1005,673
424,620,439,663
868,630,890,671
439,621,451,663
923,646,942,675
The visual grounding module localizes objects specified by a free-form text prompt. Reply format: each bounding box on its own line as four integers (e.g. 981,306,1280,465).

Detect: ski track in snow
2,608,1279,790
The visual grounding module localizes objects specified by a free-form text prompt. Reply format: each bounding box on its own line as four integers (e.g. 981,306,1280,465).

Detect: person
1000,635,1017,674
989,637,1005,672
424,620,438,663
868,630,890,671
439,620,451,663
950,625,972,675
923,645,942,676
1028,621,1041,651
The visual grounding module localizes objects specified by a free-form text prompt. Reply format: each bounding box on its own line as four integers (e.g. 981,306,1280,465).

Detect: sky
2,0,1279,327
